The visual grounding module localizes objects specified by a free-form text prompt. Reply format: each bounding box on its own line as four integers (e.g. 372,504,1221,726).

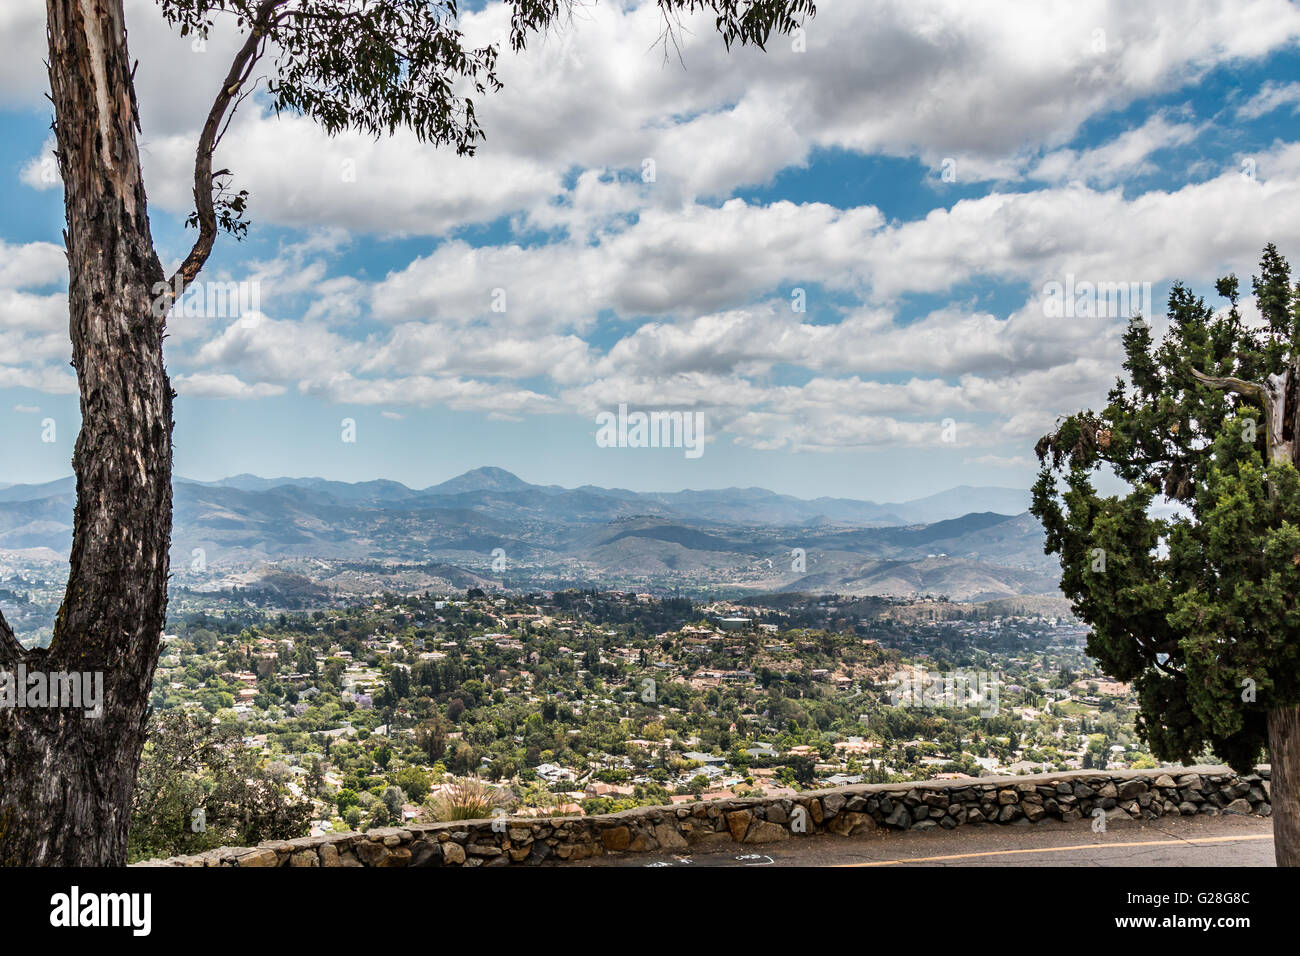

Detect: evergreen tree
1032,244,1300,865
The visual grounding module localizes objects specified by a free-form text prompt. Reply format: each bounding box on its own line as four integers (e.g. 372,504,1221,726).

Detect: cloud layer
5,0,1300,470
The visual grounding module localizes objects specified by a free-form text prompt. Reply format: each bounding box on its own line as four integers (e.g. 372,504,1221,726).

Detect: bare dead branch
1189,368,1267,403
1191,365,1300,470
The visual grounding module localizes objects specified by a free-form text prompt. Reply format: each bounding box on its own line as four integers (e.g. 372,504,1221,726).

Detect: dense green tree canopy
1032,244,1300,771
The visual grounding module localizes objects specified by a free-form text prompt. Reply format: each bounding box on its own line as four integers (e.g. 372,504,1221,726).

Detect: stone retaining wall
138,765,1270,867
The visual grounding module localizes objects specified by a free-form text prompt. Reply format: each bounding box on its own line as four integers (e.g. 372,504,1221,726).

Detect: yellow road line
834,833,1274,867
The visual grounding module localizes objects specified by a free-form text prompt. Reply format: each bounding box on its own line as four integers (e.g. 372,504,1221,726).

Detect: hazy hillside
0,468,1055,599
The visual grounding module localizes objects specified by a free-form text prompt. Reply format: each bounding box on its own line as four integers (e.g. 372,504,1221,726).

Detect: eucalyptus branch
165,0,285,300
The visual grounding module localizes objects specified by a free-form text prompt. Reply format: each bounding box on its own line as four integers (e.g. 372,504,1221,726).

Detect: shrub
428,776,513,822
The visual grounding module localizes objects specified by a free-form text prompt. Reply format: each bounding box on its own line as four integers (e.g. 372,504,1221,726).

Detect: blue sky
2,0,1300,500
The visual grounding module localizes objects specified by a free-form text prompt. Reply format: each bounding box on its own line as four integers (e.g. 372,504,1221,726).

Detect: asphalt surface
582,813,1275,867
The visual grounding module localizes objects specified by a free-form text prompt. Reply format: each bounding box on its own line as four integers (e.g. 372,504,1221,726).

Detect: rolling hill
0,468,1055,599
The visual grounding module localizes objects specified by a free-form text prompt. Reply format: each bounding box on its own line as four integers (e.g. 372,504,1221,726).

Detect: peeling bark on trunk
0,0,171,866
1269,706,1300,867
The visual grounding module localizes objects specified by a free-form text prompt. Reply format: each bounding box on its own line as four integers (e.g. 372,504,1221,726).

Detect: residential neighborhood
121,584,1159,858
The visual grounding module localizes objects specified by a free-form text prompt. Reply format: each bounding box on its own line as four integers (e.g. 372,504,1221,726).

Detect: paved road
582,813,1275,867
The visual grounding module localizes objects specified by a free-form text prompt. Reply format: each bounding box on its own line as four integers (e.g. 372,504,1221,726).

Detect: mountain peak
428,466,532,495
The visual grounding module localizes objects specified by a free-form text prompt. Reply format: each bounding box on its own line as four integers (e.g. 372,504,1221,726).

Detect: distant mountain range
0,468,1057,602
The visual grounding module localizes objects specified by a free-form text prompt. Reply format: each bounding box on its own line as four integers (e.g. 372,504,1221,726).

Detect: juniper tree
0,0,815,867
1032,243,1300,865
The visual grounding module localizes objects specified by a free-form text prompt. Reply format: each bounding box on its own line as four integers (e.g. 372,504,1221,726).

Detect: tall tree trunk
0,0,171,866
1272,362,1300,867
1269,706,1300,867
